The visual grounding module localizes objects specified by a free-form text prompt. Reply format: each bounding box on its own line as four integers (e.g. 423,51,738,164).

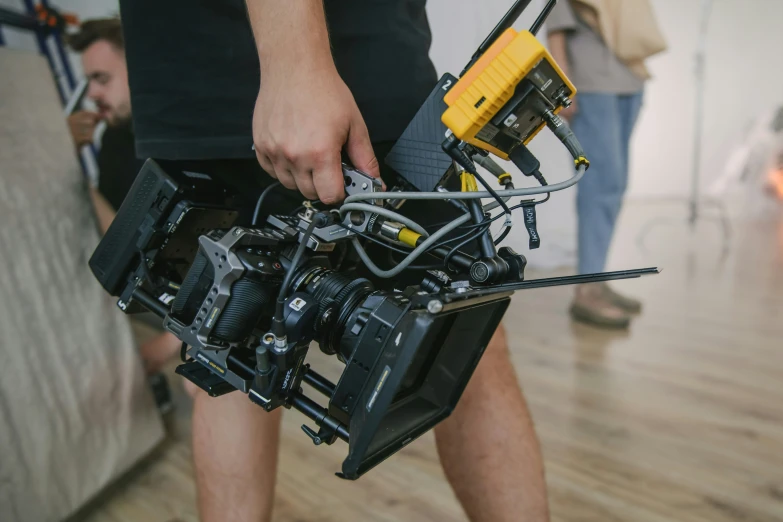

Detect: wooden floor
75,200,783,522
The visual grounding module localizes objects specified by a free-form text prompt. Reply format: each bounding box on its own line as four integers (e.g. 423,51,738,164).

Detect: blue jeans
570,91,644,274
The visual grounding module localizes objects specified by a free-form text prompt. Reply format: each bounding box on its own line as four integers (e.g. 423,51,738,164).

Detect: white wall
630,0,783,198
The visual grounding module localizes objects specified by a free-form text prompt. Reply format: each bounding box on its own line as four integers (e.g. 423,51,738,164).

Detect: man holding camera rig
119,0,549,520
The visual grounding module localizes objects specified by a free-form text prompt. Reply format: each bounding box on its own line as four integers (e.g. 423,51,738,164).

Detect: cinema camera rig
89,0,657,480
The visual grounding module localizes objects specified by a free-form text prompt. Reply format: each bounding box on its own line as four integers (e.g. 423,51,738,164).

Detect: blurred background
1,0,782,521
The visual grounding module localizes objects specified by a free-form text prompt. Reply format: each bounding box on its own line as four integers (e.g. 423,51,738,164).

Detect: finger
270,158,297,191
75,111,100,123
312,151,346,205
292,169,318,201
255,150,277,178
345,115,380,179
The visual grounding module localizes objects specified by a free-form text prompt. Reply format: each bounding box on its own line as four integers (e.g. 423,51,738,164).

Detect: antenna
460,0,534,76
530,0,558,36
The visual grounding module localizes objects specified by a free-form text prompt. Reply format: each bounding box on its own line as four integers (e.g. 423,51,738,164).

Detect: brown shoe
570,284,631,329
600,283,643,314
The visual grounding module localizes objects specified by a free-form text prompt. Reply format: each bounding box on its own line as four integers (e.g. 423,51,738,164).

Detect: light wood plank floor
75,201,783,522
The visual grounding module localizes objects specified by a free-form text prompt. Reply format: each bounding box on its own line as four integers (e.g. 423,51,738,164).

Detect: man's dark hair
65,18,124,53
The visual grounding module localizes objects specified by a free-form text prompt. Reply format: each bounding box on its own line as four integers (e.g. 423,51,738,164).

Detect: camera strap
522,204,540,249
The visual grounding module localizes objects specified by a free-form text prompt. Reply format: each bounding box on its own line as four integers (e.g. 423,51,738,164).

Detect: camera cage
89,158,654,479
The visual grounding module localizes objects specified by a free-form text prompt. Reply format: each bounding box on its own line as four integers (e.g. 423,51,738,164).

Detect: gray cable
343,165,586,204
346,165,587,279
339,203,430,237
349,211,474,278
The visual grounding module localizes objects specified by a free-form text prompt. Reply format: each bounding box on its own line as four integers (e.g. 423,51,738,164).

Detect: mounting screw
233,228,243,236
362,182,368,190
427,300,443,314
301,425,322,445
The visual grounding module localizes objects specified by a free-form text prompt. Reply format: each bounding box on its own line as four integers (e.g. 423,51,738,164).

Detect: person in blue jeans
548,0,663,328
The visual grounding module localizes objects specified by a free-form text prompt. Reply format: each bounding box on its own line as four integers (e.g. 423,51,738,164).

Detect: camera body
89,159,511,479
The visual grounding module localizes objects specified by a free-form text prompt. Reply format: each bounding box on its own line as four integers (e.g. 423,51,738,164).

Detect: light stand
637,0,731,259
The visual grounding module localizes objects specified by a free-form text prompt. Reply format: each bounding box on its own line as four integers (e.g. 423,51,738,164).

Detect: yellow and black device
385,0,581,194
442,0,575,159
442,28,575,159
385,0,588,202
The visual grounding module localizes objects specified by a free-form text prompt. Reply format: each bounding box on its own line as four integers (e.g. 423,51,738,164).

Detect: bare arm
246,1,380,204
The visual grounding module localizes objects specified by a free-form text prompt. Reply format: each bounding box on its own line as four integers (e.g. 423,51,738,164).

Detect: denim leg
571,93,624,274
616,91,645,195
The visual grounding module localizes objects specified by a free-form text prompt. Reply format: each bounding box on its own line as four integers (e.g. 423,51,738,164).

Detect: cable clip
574,156,590,170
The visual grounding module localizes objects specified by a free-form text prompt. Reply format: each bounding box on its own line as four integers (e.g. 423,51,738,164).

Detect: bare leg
190,388,282,522
435,324,549,522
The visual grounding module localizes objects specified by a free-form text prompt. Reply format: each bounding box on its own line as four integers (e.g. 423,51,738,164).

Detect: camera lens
293,266,374,356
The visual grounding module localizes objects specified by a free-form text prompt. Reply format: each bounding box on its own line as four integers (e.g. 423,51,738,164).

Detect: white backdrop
627,0,783,199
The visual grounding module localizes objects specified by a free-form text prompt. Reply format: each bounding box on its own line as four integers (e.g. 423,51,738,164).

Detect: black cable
442,135,511,220
428,220,493,250
444,224,491,269
252,182,281,226
468,167,512,217
493,225,512,245
423,188,550,231
336,192,552,269
337,222,444,269
279,219,316,300
446,199,541,232
387,249,443,271
273,219,317,335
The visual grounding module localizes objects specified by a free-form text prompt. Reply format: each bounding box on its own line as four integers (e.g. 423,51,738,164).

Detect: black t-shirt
119,0,438,160
97,122,146,210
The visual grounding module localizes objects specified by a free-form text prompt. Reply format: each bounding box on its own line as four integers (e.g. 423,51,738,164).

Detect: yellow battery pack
442,28,576,159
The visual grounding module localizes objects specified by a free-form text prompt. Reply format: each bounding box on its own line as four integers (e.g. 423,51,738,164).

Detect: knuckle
320,190,343,205
308,144,333,164
279,144,299,164
279,178,297,190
